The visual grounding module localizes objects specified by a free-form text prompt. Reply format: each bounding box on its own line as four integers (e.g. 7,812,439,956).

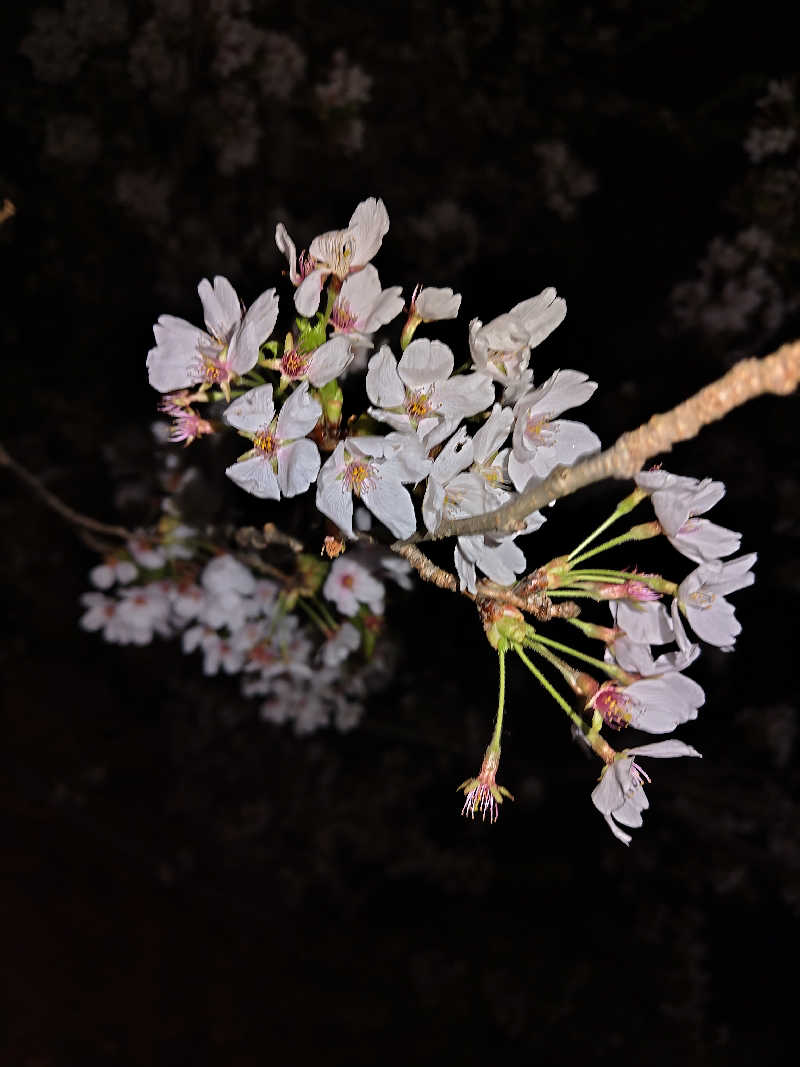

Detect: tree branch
0,442,132,540
415,339,800,541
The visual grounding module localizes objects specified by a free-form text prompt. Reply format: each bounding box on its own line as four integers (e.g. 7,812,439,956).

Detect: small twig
391,542,459,592
0,441,132,540
412,339,800,541
233,523,304,554
389,543,579,621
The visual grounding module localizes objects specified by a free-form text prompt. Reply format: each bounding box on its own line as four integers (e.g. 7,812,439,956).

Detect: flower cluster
80,520,406,734
80,197,759,845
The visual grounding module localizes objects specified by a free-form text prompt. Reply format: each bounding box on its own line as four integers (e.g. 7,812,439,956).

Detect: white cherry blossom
635,470,741,563
224,382,322,500
589,674,705,734
147,276,279,395
276,334,354,388
673,553,757,651
316,436,428,539
366,339,494,448
323,557,385,617
90,557,138,589
508,369,600,490
469,287,567,398
591,740,702,845
276,198,389,317
328,264,404,348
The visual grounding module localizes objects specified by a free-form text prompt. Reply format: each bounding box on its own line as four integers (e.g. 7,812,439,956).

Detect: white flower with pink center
588,674,704,734
89,556,138,589
224,382,322,500
146,275,279,397
80,592,128,644
591,740,702,845
672,553,757,651
323,557,385,617
328,265,404,348
366,339,494,449
116,584,173,645
316,436,429,540
275,198,390,317
508,369,600,490
469,288,567,399
635,469,741,564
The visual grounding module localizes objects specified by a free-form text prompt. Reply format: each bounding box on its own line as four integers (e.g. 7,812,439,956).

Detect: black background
2,1,799,1064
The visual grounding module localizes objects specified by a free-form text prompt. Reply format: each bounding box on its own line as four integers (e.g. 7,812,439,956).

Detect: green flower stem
567,488,648,561
525,642,595,697
564,568,640,580
545,589,600,599
295,597,332,636
525,632,634,684
312,595,339,631
515,647,585,730
489,646,507,752
567,521,662,567
567,618,620,643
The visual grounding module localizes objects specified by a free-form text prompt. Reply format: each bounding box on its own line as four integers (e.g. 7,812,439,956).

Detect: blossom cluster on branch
74,197,762,844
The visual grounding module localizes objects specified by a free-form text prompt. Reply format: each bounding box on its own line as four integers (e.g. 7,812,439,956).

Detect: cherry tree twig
0,441,132,540
395,339,800,543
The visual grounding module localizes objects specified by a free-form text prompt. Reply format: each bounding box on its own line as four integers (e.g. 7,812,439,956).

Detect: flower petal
225,455,280,499
398,338,454,389
276,381,321,440
366,345,405,407
224,384,274,433
278,438,321,497
197,276,240,341
228,288,280,375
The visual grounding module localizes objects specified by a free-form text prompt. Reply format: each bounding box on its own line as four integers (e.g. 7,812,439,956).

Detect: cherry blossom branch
418,339,800,541
0,441,132,540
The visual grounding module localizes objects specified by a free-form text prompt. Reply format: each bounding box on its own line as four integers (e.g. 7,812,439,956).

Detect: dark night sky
2,2,799,1064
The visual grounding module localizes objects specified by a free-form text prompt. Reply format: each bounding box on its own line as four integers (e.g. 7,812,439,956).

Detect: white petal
627,740,702,759
472,404,514,462
275,222,299,284
308,335,354,387
316,446,354,538
146,316,210,392
295,269,326,317
430,426,473,482
227,288,280,375
337,264,381,317
225,455,280,499
362,285,405,333
436,373,496,419
348,197,389,265
197,276,240,341
224,384,274,433
276,381,321,440
278,438,321,497
361,476,417,539
398,338,454,388
510,288,567,348
668,519,741,564
415,287,461,322
366,345,405,407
